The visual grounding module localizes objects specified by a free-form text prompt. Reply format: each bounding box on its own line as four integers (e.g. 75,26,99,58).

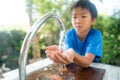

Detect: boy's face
71,7,96,34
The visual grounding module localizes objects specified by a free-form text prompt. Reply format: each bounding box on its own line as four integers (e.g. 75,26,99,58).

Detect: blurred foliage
94,15,120,65
26,0,73,29
0,30,26,69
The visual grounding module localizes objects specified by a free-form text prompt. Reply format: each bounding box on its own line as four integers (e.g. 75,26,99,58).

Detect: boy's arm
73,52,95,67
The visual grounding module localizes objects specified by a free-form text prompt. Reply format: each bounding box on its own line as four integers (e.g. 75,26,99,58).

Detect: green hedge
94,15,120,66
0,30,26,69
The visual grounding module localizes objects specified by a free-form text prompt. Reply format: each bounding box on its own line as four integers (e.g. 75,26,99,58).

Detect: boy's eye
73,16,77,19
82,16,87,18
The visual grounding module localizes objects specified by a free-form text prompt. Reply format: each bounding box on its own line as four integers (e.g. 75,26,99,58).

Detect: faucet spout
19,12,65,80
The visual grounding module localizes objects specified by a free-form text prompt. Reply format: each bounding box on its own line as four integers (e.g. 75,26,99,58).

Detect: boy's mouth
76,26,83,28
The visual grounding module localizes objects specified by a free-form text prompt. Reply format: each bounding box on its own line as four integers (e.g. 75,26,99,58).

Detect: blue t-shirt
63,28,102,62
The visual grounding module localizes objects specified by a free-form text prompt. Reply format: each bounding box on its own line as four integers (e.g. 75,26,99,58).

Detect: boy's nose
76,18,82,23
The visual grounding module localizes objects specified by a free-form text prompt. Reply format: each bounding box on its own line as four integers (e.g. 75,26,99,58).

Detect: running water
58,30,65,50
58,30,67,74
58,30,75,80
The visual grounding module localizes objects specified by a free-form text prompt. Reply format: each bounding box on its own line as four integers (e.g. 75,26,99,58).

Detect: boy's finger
45,45,58,50
53,53,68,64
56,52,70,64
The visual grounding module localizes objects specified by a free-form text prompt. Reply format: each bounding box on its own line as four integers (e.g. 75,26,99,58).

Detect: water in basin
26,63,79,80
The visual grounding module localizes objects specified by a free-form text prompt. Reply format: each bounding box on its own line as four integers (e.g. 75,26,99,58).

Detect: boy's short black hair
70,0,98,19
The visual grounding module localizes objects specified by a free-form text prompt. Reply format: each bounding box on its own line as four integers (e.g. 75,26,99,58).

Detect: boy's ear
91,18,96,25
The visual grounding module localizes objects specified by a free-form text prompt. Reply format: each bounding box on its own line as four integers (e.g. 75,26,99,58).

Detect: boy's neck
77,28,91,41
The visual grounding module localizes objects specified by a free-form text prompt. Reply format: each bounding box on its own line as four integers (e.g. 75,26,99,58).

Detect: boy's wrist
72,51,77,62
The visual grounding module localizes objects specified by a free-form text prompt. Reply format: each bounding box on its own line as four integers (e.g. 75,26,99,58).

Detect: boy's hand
63,48,74,63
45,45,74,64
45,45,68,64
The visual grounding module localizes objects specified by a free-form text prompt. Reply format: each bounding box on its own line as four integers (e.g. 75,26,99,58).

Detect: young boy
45,0,102,67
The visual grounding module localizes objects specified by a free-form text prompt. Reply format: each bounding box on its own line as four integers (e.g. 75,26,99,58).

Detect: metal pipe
19,12,65,80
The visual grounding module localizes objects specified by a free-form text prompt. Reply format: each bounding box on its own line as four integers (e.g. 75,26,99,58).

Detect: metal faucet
19,12,65,80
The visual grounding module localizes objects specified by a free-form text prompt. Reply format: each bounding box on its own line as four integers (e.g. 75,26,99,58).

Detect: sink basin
2,58,105,80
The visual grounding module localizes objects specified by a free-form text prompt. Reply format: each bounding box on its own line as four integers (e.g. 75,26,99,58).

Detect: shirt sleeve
86,31,102,58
